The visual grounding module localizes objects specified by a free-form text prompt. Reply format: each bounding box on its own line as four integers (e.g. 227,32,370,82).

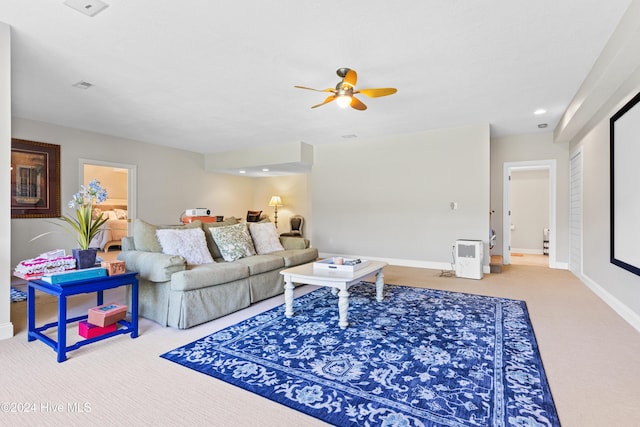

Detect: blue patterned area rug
11,287,27,302
161,283,560,426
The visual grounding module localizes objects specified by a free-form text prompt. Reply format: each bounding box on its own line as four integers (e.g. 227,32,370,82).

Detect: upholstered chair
280,215,304,237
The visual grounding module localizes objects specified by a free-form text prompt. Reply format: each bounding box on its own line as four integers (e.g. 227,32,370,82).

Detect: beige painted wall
311,125,491,269
1,22,13,339
557,1,640,330
10,118,256,268
251,175,311,235
571,81,640,320
490,132,570,263
9,120,492,274
84,164,128,201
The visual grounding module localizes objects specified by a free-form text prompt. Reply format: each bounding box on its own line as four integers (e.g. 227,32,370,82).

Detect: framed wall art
10,138,61,218
610,90,640,277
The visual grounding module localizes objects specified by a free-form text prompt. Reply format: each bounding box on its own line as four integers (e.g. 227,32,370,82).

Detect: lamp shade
268,196,282,207
336,95,352,108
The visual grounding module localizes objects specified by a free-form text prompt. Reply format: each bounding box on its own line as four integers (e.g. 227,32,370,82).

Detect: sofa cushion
156,227,214,265
209,223,257,262
235,254,285,275
170,262,249,291
249,222,285,254
272,247,319,267
133,219,202,252
279,236,309,250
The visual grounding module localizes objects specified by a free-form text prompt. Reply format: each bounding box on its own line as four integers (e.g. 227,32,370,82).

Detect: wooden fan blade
294,85,336,93
342,69,358,89
311,95,336,109
350,96,367,111
356,88,398,98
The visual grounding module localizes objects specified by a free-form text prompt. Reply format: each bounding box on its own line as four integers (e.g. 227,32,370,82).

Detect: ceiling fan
295,68,397,110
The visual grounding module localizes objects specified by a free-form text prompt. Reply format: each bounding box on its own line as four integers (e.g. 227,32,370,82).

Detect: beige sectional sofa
117,218,318,329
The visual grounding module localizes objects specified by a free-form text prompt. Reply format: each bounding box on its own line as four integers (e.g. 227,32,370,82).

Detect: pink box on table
88,302,127,327
101,260,126,276
78,320,116,338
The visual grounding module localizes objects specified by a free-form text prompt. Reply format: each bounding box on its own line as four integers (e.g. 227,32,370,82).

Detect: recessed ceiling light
262,168,269,172
239,170,246,174
64,0,109,17
538,123,548,128
534,109,547,115
72,80,94,89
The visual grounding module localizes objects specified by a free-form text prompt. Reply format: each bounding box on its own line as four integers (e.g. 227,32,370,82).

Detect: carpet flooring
5,264,640,426
161,282,559,426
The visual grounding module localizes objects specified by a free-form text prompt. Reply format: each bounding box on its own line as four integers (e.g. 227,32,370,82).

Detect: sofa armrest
279,236,310,250
121,236,135,251
117,250,186,282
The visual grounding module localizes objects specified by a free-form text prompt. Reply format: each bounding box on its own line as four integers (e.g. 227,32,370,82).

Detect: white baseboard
0,321,14,340
317,252,491,275
511,248,544,255
550,261,569,270
580,272,640,333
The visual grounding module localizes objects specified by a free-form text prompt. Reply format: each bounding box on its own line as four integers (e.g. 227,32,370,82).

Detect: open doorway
79,159,137,252
509,169,549,267
502,160,557,267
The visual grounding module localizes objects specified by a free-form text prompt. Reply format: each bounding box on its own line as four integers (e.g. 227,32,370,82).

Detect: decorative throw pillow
133,219,202,252
113,208,128,219
204,218,240,259
209,223,257,262
155,227,214,265
249,222,284,254
104,210,118,220
133,219,163,252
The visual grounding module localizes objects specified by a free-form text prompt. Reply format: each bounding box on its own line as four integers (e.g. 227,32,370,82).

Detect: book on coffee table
41,267,107,284
313,258,369,273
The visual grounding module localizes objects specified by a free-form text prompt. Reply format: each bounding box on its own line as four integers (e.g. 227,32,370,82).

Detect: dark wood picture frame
610,90,640,277
10,138,61,218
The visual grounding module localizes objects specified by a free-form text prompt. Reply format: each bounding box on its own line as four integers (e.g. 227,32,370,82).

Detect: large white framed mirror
610,90,640,276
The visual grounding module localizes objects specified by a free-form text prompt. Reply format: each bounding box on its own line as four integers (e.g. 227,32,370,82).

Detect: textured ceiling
1,1,632,157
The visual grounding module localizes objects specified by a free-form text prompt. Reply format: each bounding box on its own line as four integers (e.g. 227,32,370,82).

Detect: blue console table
28,271,139,362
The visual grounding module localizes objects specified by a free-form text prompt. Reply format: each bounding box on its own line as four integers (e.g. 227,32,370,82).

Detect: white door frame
79,159,137,235
569,148,583,276
503,159,557,267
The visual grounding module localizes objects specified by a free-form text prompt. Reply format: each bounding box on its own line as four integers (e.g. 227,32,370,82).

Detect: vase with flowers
60,179,109,269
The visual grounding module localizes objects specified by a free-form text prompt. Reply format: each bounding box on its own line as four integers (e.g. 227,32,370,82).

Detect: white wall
572,82,640,323
510,170,549,252
490,132,569,262
0,22,14,340
10,118,256,268
311,125,490,269
556,1,640,331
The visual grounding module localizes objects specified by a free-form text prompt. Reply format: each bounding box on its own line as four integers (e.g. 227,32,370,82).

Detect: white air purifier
455,239,484,280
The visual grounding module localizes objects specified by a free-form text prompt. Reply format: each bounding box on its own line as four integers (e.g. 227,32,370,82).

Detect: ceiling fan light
336,95,351,109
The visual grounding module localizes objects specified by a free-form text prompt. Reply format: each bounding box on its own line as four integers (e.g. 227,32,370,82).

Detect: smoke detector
64,0,109,17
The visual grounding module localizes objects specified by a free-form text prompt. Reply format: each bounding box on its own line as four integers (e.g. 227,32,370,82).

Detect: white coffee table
280,260,387,328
